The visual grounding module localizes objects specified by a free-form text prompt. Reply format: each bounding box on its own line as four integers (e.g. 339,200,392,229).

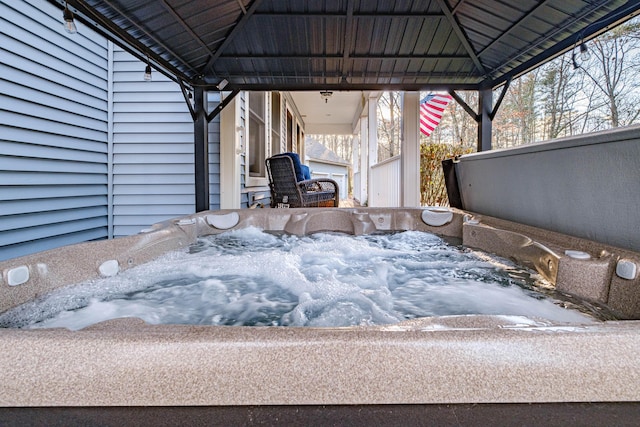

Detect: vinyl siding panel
110,47,196,237
0,0,109,261
1,1,232,259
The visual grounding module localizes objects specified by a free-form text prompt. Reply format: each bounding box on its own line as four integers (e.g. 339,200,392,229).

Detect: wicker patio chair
266,154,339,207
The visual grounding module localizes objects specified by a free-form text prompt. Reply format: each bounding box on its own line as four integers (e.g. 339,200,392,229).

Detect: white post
401,91,421,207
220,95,242,209
352,134,359,175
367,93,378,206
359,116,368,205
351,133,359,199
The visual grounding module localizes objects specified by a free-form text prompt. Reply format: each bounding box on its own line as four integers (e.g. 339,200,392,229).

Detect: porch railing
369,155,401,207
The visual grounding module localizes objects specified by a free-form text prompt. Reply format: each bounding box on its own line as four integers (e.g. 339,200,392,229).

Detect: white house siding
110,47,195,237
0,0,109,260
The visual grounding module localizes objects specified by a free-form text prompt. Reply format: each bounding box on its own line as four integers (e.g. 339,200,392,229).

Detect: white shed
305,140,350,200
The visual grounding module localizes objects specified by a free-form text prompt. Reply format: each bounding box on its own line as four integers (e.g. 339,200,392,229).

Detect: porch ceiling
50,0,640,92
290,91,364,135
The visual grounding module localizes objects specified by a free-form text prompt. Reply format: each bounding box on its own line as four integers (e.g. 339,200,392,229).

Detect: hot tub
1,208,639,422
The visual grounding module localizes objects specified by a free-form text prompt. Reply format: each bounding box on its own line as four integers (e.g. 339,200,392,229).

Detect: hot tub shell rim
1,207,639,406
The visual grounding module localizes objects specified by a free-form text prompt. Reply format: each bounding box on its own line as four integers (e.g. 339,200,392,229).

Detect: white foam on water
0,228,597,330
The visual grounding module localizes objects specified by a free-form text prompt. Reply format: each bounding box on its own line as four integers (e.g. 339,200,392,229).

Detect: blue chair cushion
274,152,305,181
301,165,311,180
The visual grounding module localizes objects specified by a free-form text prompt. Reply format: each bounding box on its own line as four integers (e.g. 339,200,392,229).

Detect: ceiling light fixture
63,2,77,34
579,42,591,61
144,57,152,81
571,32,591,70
320,90,333,103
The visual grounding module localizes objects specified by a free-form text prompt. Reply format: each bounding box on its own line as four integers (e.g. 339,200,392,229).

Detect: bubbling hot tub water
0,227,596,330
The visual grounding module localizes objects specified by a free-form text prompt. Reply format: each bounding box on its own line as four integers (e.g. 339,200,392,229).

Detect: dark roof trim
201,0,263,77
216,54,471,60
341,0,355,81
435,0,486,77
160,1,215,60
228,83,483,92
253,11,446,18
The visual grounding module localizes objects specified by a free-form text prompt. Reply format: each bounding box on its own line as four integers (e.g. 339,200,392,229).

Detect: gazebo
49,0,640,208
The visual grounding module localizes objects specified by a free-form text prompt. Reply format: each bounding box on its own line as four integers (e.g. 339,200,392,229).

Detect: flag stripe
420,94,452,136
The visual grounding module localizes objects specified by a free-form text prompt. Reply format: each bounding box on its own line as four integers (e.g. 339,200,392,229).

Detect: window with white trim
246,91,289,187
247,91,268,186
271,92,282,156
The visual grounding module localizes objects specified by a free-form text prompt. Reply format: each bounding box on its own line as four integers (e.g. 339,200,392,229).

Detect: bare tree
315,134,353,163
430,91,477,150
538,55,582,139
578,20,640,128
493,72,538,148
377,92,402,161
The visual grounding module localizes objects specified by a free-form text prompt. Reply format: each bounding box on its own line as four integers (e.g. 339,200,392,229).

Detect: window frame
246,91,269,187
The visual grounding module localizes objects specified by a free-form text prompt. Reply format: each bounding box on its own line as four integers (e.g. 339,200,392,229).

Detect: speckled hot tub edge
1,207,639,407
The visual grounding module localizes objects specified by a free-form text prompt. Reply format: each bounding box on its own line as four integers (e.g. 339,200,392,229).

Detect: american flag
420,93,452,136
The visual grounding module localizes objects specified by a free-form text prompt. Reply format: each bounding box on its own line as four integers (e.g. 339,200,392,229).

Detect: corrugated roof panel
485,0,619,78
61,0,640,90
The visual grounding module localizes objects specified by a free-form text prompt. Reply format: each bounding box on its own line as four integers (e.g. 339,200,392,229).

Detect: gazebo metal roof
50,0,640,92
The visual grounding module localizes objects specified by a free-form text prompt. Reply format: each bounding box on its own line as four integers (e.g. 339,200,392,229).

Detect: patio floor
339,198,359,208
